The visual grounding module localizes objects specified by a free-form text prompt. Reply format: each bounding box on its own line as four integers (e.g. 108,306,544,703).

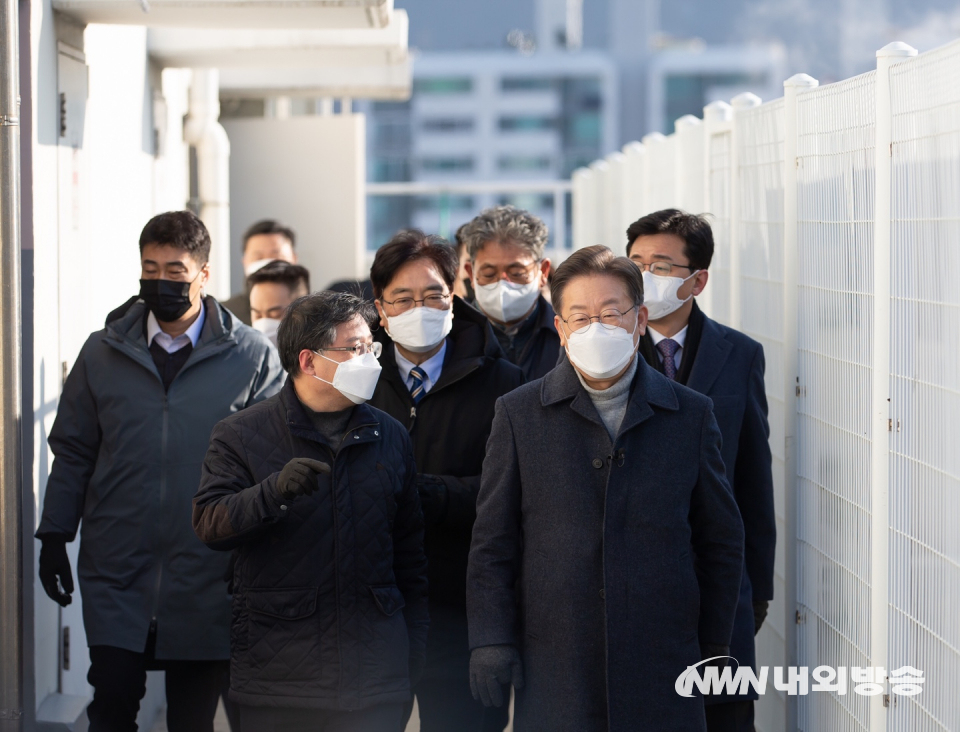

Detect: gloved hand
38,535,74,607
753,600,769,635
469,644,524,708
277,457,331,500
700,644,731,671
416,474,448,525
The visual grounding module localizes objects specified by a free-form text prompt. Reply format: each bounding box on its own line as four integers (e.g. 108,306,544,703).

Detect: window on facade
421,118,475,133
498,194,553,209
414,77,473,95
420,157,475,173
371,159,411,182
415,195,476,211
498,156,552,172
499,116,557,132
501,77,554,92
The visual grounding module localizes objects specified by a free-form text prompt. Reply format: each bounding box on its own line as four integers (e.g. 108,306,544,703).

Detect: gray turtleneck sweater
574,356,639,440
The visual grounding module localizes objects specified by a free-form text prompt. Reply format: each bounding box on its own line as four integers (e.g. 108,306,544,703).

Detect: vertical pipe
782,72,818,732
870,41,916,732
0,0,23,728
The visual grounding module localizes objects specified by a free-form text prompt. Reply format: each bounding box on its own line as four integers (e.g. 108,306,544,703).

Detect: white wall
224,114,367,291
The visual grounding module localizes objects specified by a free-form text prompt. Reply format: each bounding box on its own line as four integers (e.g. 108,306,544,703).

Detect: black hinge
62,626,70,670
59,92,67,137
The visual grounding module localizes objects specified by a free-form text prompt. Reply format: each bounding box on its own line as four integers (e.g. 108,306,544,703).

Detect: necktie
656,338,680,381
409,366,427,404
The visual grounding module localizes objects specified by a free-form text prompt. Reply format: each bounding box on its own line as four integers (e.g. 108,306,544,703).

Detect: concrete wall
224,114,367,293
25,3,192,725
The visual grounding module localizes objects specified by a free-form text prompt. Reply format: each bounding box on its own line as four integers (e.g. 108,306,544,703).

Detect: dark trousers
238,703,403,732
705,700,755,732
86,645,227,732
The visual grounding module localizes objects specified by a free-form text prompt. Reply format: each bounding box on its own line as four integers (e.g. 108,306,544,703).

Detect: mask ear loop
311,350,338,388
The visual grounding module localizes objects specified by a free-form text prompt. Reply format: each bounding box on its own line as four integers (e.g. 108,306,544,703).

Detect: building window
415,195,476,211
498,194,554,209
499,116,558,132
420,157,475,172
501,77,554,92
421,118,475,133
372,159,411,183
414,77,473,95
498,156,552,172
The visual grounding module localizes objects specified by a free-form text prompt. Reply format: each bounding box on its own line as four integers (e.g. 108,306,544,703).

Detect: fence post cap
641,131,666,145
783,73,819,89
572,167,593,180
589,159,610,172
622,141,645,156
703,100,733,121
606,151,626,164
731,92,762,109
876,41,918,58
674,114,702,132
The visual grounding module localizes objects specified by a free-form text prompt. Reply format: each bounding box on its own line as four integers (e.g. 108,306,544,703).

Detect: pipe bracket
0,115,19,126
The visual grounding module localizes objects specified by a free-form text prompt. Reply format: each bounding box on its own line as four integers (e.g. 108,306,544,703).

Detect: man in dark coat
222,219,298,325
367,230,524,732
193,291,429,731
35,211,283,732
467,246,744,732
628,209,776,732
461,205,562,380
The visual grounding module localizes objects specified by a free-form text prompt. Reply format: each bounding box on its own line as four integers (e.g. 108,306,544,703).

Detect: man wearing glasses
461,205,562,381
366,230,524,732
467,245,744,731
627,209,775,732
193,291,429,731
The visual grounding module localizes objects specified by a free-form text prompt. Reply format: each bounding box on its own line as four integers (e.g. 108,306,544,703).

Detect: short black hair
242,219,296,252
369,229,458,300
246,260,311,294
551,245,644,315
625,209,714,270
139,211,211,265
277,291,377,377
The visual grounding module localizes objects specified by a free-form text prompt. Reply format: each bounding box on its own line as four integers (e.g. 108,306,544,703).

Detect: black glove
700,644,730,671
753,600,769,635
38,535,74,607
469,644,524,708
416,474,448,525
277,457,331,500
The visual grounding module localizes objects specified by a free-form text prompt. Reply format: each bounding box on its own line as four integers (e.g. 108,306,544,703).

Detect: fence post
621,141,646,231
701,101,732,319
782,72,818,732
571,167,593,250
641,132,666,210
606,151,628,252
590,159,610,249
729,92,762,331
674,114,702,211
870,40,917,732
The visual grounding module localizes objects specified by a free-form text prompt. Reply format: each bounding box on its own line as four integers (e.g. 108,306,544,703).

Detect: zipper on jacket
151,395,169,629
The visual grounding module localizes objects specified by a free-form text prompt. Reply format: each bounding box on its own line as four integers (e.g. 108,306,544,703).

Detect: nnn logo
676,659,926,697
675,657,761,698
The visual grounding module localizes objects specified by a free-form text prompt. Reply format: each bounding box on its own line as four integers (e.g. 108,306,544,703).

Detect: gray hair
461,205,549,261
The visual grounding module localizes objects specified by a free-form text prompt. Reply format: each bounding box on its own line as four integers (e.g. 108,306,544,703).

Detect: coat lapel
685,315,732,395
541,358,605,428
617,358,679,437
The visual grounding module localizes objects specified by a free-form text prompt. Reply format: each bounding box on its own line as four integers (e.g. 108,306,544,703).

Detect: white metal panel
706,129,733,326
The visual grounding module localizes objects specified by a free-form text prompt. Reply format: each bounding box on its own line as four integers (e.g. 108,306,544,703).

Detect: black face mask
139,275,200,322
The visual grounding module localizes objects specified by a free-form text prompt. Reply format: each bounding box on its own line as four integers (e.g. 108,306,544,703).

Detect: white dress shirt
394,340,447,395
146,305,206,354
648,324,688,372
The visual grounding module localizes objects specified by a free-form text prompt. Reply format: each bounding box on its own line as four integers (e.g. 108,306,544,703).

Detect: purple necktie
656,338,680,380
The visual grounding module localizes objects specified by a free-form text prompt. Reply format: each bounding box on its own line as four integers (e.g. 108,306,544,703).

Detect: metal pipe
0,0,23,727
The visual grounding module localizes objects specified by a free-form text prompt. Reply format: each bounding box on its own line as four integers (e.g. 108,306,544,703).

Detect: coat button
354,435,360,440
599,588,605,600
374,430,379,436
280,505,287,511
592,458,603,469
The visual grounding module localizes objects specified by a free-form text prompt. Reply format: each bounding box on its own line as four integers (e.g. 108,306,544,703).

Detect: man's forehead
141,244,196,266
475,240,535,265
333,316,371,344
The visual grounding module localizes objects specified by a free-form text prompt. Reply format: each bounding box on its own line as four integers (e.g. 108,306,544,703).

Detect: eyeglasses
474,261,540,286
379,294,451,314
560,305,638,334
316,341,383,359
630,259,694,277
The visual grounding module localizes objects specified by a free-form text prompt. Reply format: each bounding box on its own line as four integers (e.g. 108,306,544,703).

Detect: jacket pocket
369,584,406,616
245,587,320,677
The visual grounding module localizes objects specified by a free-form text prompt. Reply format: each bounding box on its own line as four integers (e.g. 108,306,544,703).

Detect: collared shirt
146,305,206,354
648,324,688,372
394,340,447,395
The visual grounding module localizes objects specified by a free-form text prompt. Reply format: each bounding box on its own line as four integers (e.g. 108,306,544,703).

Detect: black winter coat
193,379,429,710
369,296,525,611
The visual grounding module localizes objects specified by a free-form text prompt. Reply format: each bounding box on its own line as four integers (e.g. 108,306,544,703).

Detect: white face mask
313,351,382,405
252,317,281,347
386,306,453,353
474,278,540,324
244,258,277,276
565,321,639,381
642,270,700,320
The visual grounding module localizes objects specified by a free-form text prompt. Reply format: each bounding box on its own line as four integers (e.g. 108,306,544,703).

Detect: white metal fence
572,38,960,732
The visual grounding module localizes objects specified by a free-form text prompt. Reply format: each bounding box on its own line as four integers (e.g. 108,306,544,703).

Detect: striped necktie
409,366,427,404
656,338,680,381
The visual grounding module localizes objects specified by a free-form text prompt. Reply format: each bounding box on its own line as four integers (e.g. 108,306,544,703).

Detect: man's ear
539,258,552,288
692,270,709,297
636,304,649,337
374,300,389,331
299,349,318,376
554,314,568,347
464,260,475,282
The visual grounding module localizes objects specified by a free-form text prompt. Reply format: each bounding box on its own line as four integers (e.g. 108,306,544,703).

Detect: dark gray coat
36,297,283,659
467,357,744,732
